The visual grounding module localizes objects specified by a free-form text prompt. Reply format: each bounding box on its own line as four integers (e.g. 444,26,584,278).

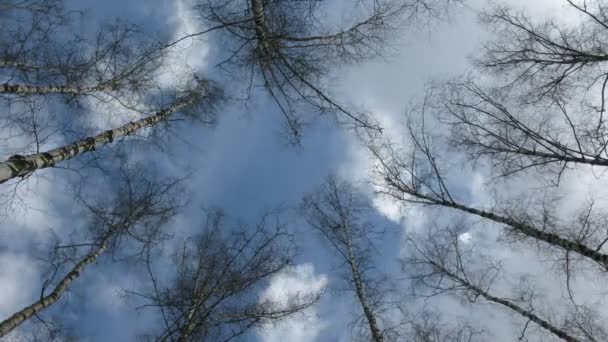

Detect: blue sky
1,0,593,341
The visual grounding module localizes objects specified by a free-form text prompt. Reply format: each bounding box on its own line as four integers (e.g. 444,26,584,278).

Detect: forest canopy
2,0,607,341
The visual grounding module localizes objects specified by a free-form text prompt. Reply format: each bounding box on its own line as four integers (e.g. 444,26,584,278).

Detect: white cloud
89,275,126,314
458,231,472,244
258,264,328,342
157,0,209,88
0,252,38,318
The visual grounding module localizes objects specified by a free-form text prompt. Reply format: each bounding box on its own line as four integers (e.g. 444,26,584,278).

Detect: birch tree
371,111,608,271
301,176,391,342
0,163,180,338
196,0,457,141
398,309,483,342
0,77,222,184
368,1,608,339
402,225,607,342
1,2,165,102
476,0,608,103
0,0,70,70
132,210,322,342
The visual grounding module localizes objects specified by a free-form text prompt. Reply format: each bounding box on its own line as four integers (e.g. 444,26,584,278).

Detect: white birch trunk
437,263,580,342
0,231,113,337
251,0,274,54
0,97,192,184
1,82,102,95
344,225,384,342
401,190,608,268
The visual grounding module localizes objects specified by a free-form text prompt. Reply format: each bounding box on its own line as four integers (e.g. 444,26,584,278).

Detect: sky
1,0,599,341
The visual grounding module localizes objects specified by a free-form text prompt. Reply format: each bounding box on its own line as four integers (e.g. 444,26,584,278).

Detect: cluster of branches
0,163,320,340
0,0,474,340
403,225,606,342
0,163,181,338
368,1,608,340
1,0,165,100
0,0,225,188
301,177,389,341
301,177,484,341
197,0,458,141
0,0,327,339
133,210,321,341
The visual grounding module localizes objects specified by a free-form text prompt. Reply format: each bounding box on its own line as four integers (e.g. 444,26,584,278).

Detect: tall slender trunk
177,290,207,342
0,231,113,337
251,0,269,41
435,261,580,342
399,188,608,268
0,97,192,184
177,312,196,342
345,225,384,342
1,82,104,95
442,198,608,266
250,0,275,56
0,60,29,69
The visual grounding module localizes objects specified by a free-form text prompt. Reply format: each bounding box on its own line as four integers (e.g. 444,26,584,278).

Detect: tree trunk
1,82,103,95
0,60,26,69
443,199,608,267
250,0,275,56
177,291,206,342
251,0,270,41
345,225,384,342
0,97,192,184
401,189,608,268
0,231,113,337
435,261,580,342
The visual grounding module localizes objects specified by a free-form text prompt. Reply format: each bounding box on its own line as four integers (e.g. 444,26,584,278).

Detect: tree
0,1,229,187
132,210,321,342
196,0,457,141
0,163,181,337
402,225,606,342
0,77,222,184
369,1,608,340
301,176,390,342
476,1,608,103
398,308,483,342
1,2,165,101
0,0,71,70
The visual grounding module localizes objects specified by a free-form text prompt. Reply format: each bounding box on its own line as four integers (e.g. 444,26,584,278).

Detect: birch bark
0,96,193,184
0,230,113,337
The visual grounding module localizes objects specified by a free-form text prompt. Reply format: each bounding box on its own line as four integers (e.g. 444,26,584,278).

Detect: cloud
157,0,209,88
258,264,328,342
0,252,38,318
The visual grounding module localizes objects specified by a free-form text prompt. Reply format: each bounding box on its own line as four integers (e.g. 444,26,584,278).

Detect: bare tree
366,2,608,339
417,0,608,185
131,210,322,342
0,163,181,337
402,224,607,342
433,80,608,183
368,72,608,340
0,0,71,70
0,77,222,184
1,2,166,103
195,0,457,141
371,112,608,270
301,176,391,342
398,308,484,342
476,1,608,102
